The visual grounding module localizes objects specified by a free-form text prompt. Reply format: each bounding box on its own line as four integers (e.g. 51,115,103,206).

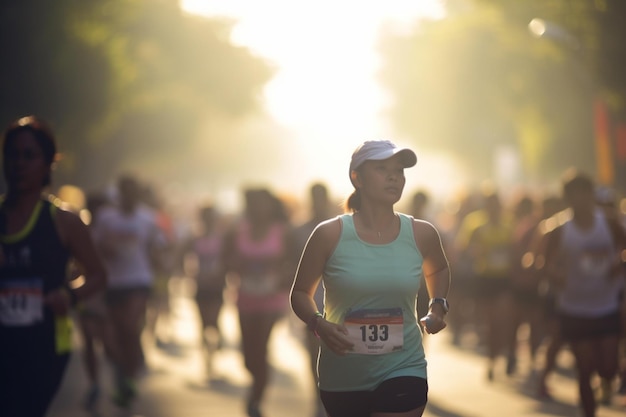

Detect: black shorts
320,376,428,417
195,288,224,304
559,310,621,342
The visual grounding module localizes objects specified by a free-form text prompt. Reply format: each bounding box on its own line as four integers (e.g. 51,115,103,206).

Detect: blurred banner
616,123,626,162
616,122,626,192
593,98,614,186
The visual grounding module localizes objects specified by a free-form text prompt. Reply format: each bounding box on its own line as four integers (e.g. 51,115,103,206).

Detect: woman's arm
540,225,566,288
290,218,354,355
290,219,338,322
220,226,238,274
47,210,107,315
413,219,450,333
280,224,302,289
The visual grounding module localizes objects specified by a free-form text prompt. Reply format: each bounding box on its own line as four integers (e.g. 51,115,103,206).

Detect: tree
378,0,621,186
0,0,273,189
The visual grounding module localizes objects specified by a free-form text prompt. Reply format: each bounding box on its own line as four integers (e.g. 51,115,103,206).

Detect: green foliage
379,0,623,185
0,0,273,188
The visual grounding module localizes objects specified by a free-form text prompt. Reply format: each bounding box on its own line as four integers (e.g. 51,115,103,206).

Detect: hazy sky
179,0,453,208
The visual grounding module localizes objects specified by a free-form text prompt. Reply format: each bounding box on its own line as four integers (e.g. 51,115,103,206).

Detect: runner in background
619,195,626,396
506,192,544,376
180,203,228,378
447,189,485,345
537,169,625,417
222,187,299,417
594,186,626,401
293,182,338,417
91,174,168,410
465,188,515,381
74,191,115,412
0,116,107,417
141,183,177,349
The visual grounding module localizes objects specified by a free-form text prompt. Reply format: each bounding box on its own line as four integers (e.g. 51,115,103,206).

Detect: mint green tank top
318,213,427,391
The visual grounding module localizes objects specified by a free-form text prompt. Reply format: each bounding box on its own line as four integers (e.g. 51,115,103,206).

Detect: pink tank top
234,220,288,313
236,221,284,258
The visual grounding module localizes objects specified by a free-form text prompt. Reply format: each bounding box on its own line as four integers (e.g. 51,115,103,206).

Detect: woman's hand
420,311,447,334
317,319,355,355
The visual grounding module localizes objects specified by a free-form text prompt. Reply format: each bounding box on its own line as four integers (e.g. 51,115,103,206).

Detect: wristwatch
428,298,449,314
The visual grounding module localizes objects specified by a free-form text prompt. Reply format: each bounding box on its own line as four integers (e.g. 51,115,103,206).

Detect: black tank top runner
0,199,71,354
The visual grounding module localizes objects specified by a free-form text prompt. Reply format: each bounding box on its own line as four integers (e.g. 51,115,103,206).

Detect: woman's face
565,186,595,214
3,131,50,193
246,191,275,222
200,207,217,228
355,155,406,205
118,177,141,209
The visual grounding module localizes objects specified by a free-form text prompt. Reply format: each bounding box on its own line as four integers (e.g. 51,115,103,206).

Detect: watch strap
428,297,449,313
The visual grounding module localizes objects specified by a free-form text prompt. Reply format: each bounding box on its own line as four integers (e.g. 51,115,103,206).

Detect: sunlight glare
180,0,447,199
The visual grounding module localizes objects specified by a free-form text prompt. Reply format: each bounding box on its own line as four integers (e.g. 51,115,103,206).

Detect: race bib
0,278,44,326
344,308,404,355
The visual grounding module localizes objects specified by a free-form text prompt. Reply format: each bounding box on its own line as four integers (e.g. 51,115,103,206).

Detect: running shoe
112,378,137,409
537,384,554,401
486,365,494,382
83,384,100,411
618,378,626,395
506,355,517,376
246,401,263,417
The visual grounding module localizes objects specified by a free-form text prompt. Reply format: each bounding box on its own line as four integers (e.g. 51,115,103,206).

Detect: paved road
48,276,626,417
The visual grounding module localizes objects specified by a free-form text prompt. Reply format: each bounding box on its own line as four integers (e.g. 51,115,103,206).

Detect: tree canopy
0,0,273,189
378,0,626,190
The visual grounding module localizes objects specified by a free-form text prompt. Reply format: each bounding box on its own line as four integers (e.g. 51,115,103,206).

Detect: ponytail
344,189,361,213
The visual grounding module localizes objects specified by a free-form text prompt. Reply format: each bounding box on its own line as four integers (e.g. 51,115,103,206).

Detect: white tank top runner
557,209,623,316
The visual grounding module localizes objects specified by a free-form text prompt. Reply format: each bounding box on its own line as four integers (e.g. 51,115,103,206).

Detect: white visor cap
349,139,417,174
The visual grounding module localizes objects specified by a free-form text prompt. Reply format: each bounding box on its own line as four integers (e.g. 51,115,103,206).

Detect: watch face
430,298,449,312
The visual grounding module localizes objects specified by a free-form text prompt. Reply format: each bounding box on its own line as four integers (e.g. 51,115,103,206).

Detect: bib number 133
360,323,389,342
344,307,403,355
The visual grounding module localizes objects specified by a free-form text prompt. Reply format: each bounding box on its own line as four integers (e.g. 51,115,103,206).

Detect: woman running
0,115,107,417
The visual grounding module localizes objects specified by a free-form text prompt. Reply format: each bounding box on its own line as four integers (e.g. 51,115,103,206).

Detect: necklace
356,213,396,238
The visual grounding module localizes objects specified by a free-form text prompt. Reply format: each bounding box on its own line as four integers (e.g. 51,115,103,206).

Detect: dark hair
561,168,594,199
513,195,534,218
541,195,564,219
482,189,500,205
3,115,58,186
244,188,270,215
199,204,217,224
310,182,328,199
244,187,289,222
116,173,143,212
344,189,361,213
412,191,429,208
85,191,109,223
